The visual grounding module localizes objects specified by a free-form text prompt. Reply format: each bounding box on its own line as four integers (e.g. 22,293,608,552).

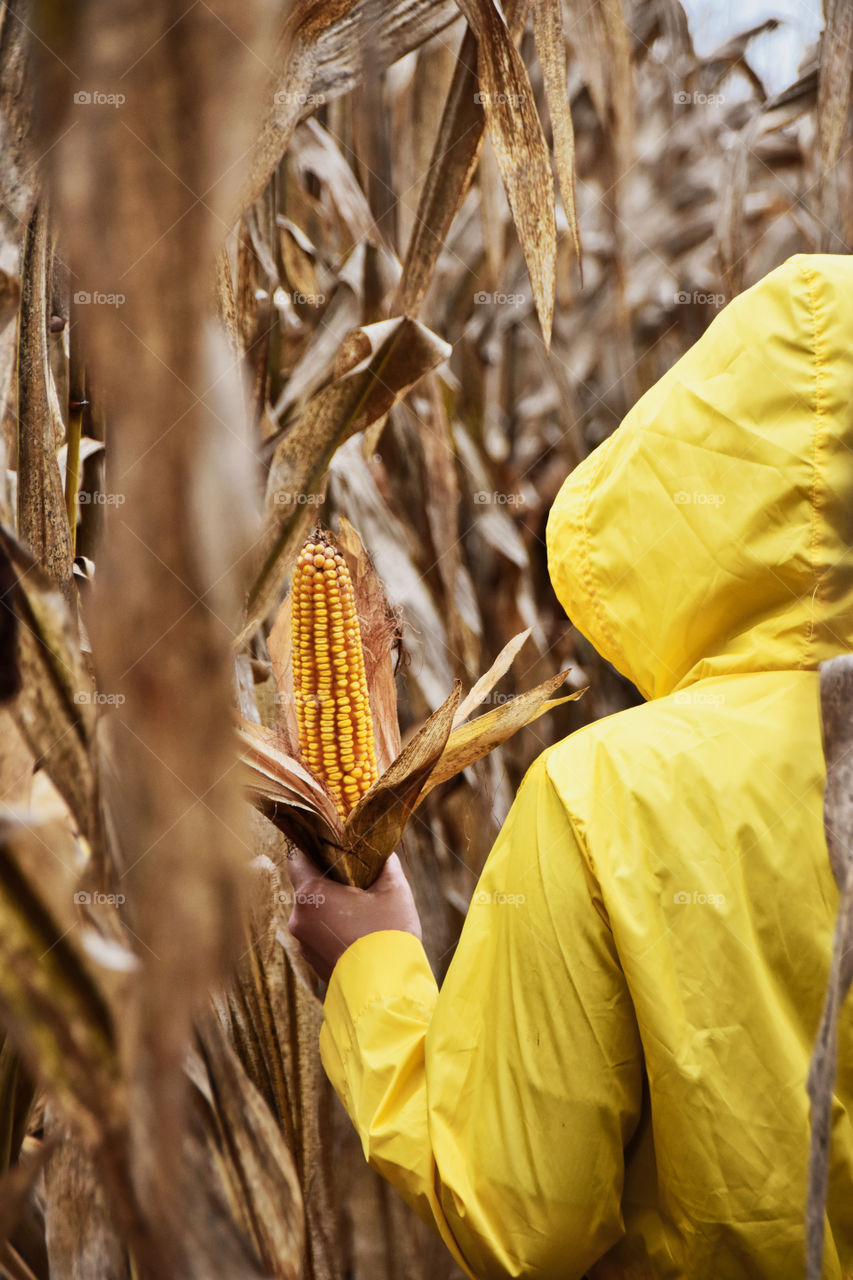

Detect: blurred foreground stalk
39,2,280,1273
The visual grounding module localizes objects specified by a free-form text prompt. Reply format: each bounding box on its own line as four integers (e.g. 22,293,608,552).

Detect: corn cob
291,533,378,818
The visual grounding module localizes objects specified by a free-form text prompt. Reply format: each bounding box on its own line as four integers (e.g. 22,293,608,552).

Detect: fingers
367,852,423,940
289,847,405,896
365,851,403,894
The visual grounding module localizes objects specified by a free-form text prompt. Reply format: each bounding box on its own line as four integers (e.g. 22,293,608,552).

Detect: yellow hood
546,255,853,701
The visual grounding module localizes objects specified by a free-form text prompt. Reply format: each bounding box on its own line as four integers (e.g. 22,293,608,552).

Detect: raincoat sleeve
319,752,645,1279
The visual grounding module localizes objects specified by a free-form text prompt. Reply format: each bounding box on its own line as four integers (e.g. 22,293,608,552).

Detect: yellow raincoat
319,254,853,1278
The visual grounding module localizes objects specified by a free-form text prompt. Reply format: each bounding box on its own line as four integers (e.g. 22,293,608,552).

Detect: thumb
285,846,325,892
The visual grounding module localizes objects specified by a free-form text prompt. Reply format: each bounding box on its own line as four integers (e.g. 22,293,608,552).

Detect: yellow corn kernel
291,531,379,817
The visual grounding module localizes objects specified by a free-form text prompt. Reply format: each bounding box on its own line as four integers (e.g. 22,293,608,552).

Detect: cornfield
0,0,848,1276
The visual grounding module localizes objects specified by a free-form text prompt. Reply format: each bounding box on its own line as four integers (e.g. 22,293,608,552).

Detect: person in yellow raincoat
287,253,853,1279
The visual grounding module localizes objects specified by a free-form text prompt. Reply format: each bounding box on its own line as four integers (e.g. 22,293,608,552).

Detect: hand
286,848,422,983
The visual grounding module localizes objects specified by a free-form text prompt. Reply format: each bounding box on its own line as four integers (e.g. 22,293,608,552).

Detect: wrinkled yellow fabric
319,254,853,1278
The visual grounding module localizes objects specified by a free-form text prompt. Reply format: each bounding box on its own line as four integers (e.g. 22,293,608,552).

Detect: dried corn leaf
0,529,97,850
279,218,319,299
310,0,460,99
0,1142,49,1256
567,0,631,163
394,0,526,322
418,673,585,801
807,654,853,1280
394,26,485,320
196,1019,304,1280
241,316,450,646
717,114,761,300
43,1115,127,1280
457,0,556,347
477,130,505,295
0,1038,36,1173
266,596,299,753
238,722,334,816
272,281,362,422
566,0,632,297
328,437,456,712
335,516,401,770
237,721,343,865
0,533,22,706
289,120,385,251
168,1113,272,1280
0,815,121,1141
15,204,72,598
216,846,339,1280
245,0,460,208
404,382,480,684
215,245,242,360
452,627,531,727
1,1244,44,1280
240,805,342,882
817,0,853,171
531,0,581,269
342,683,462,887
